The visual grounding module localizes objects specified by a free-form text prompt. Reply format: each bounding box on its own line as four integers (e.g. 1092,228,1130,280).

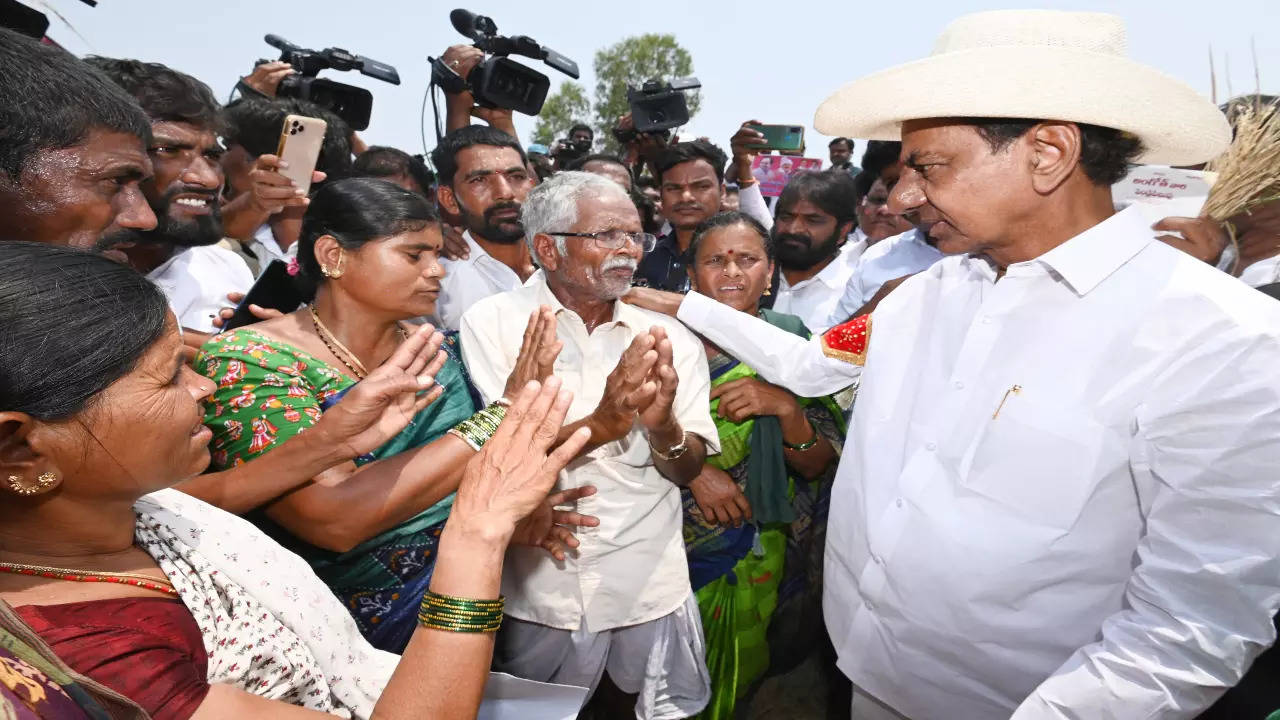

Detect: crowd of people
0,6,1279,720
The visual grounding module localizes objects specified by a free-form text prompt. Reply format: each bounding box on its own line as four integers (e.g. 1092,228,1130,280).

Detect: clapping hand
449,378,594,543
503,307,562,402
313,323,448,460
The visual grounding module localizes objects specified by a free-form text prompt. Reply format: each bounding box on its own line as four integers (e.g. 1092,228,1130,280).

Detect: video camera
431,9,579,116
259,34,400,131
627,77,702,134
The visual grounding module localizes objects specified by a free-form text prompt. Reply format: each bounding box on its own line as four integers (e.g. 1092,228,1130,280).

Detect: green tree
531,81,590,146
591,34,700,152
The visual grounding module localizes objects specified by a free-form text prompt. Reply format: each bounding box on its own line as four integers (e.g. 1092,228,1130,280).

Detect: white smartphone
275,114,328,196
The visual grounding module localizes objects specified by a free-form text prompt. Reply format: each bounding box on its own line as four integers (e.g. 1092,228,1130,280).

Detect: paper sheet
477,671,589,720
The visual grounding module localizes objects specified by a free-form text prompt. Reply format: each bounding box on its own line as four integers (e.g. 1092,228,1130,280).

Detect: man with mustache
634,141,728,292
87,57,253,334
431,124,537,330
769,170,863,331
459,171,716,718
0,28,156,251
626,10,1280,718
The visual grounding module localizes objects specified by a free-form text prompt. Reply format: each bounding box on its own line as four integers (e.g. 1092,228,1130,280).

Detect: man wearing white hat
624,9,1280,719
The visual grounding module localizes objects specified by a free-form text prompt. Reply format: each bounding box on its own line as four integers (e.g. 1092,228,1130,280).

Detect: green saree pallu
196,328,478,653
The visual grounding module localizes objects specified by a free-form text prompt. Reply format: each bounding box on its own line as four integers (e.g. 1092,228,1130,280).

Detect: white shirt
1239,255,1280,287
772,247,864,332
826,227,944,326
674,206,1280,719
434,231,524,331
148,245,254,333
249,223,298,271
736,182,774,231
460,272,720,632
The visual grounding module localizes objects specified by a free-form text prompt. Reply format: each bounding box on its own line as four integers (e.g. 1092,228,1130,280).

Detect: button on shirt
772,247,864,332
434,231,524,331
674,207,1280,718
148,245,254,333
460,272,720,632
826,227,944,326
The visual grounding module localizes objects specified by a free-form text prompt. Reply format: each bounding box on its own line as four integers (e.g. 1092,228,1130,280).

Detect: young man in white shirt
768,171,863,332
460,171,717,718
87,58,253,334
431,124,537,330
624,10,1280,719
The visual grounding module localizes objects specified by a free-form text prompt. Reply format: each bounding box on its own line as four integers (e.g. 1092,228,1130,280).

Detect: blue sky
34,0,1279,165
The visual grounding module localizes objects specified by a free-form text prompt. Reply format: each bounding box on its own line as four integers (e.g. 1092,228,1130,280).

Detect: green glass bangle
783,425,819,452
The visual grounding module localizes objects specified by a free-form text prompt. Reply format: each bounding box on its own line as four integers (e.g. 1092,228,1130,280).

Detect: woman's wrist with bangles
447,401,509,451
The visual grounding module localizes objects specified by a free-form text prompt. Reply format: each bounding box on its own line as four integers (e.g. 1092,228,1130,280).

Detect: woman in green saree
197,178,587,654
681,212,845,719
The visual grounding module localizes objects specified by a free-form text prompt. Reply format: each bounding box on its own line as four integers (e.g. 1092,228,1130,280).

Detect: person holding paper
624,10,1280,719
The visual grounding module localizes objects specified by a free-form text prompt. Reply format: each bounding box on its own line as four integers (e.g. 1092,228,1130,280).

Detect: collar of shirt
981,206,1154,295
526,269,643,331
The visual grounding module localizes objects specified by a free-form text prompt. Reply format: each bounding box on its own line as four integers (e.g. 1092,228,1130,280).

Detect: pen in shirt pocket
992,384,1022,419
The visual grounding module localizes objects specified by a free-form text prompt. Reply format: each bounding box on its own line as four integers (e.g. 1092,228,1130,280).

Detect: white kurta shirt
826,227,944,326
148,245,254,333
460,272,720,632
772,246,865,332
434,231,524,331
674,206,1280,719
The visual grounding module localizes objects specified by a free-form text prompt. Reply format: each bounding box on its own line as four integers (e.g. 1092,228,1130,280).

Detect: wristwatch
650,430,689,461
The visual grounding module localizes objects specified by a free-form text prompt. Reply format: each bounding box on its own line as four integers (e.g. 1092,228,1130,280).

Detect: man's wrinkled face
127,120,226,249
830,141,853,166
891,119,1029,258
442,145,533,245
545,191,644,301
0,129,155,254
660,158,722,232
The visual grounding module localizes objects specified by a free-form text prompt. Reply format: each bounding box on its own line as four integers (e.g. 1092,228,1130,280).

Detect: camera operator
235,59,370,155
438,44,521,140
551,123,592,170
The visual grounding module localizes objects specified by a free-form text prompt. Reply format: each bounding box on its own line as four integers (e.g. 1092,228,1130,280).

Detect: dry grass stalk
1204,102,1280,222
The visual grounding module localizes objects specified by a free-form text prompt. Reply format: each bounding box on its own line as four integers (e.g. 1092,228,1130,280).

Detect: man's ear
1027,122,1080,195
437,183,461,217
532,233,561,272
838,219,855,241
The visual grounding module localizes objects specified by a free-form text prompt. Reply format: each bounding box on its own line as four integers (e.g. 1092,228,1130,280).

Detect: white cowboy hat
814,10,1230,166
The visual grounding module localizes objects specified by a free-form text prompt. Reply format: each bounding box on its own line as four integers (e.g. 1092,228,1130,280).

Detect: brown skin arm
194,380,592,720
180,325,448,515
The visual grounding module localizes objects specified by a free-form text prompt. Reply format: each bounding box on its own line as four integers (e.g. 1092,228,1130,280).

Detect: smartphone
276,114,328,196
745,124,806,152
222,260,307,332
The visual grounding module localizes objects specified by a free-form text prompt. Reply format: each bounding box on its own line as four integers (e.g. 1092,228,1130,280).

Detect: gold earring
331,249,346,279
320,265,335,278
763,284,772,296
7,473,55,496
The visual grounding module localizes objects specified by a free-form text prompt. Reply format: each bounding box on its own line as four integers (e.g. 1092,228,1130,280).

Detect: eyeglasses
548,230,657,252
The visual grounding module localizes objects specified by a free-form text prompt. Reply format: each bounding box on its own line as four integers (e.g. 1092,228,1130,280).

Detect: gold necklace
0,561,178,596
307,305,410,380
309,305,370,378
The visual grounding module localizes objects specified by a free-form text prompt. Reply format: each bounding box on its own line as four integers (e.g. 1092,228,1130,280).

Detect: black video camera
626,77,702,134
260,34,400,131
431,9,579,116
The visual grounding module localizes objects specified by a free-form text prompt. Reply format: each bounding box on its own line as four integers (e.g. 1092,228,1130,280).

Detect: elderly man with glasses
458,171,717,719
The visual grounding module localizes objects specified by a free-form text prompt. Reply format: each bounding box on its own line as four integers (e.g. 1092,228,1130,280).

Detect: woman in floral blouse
198,178,578,652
